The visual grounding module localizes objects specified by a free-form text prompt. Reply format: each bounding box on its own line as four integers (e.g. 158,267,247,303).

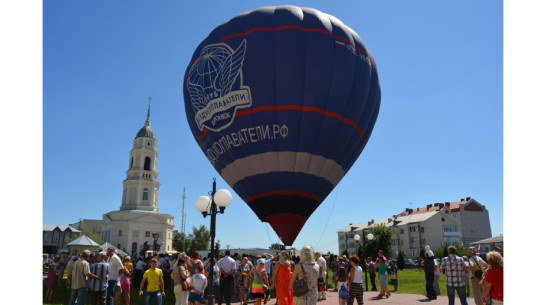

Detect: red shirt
484,267,503,301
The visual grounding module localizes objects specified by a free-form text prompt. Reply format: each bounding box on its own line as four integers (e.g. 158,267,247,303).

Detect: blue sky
41,0,503,254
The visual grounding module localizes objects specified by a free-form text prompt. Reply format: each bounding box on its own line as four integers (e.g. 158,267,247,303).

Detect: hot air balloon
183,5,381,246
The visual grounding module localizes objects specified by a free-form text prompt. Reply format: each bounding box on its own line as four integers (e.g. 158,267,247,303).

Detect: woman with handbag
290,245,319,305
247,259,270,305
271,250,294,305
388,259,398,292
172,257,191,305
238,256,253,305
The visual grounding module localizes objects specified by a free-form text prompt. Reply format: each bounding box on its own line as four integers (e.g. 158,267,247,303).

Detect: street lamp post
195,178,232,305
354,233,374,291
152,233,159,256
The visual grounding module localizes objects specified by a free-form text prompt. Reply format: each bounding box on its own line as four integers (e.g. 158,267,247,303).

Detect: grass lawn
327,268,477,298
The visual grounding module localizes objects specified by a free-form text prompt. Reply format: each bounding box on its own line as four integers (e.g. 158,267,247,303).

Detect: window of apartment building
64,233,70,242
420,227,425,233
401,240,404,245
444,236,461,244
443,225,459,233
118,243,121,250
452,213,458,218
409,225,418,232
146,231,150,237
44,232,51,242
53,232,59,242
118,230,122,236
420,238,426,246
400,229,405,234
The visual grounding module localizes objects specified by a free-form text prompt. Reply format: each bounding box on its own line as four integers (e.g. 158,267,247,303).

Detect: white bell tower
120,97,160,212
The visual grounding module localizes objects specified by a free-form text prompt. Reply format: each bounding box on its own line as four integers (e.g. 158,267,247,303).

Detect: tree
342,249,349,258
269,243,285,250
396,252,405,270
364,224,393,259
434,243,466,258
172,231,192,253
188,225,211,252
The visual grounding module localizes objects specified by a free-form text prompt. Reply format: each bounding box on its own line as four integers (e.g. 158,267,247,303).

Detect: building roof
338,211,438,233
43,224,81,233
135,98,155,139
395,197,480,217
470,234,503,245
136,124,155,139
67,234,100,246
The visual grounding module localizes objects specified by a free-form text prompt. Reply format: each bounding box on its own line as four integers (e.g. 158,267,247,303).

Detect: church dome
136,124,155,139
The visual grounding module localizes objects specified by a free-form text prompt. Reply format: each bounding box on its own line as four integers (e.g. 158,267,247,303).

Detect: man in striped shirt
90,252,110,305
440,246,469,305
68,250,104,305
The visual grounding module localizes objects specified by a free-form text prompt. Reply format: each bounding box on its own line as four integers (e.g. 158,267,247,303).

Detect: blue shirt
90,260,109,291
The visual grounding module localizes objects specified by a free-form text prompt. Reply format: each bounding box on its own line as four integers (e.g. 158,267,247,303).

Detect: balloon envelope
183,5,381,245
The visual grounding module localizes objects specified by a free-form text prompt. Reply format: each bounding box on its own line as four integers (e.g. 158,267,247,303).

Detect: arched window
143,189,149,200
130,157,134,169
144,157,151,171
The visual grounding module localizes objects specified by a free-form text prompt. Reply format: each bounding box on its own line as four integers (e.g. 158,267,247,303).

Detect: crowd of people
419,245,504,305
44,244,503,305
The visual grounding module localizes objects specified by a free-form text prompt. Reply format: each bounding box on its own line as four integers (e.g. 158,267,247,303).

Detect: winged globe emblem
187,40,252,132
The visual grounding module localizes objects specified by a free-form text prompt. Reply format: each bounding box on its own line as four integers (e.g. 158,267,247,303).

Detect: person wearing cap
106,247,130,305
421,250,437,300
247,258,270,305
68,250,103,305
90,252,109,305
217,250,237,305
468,247,488,305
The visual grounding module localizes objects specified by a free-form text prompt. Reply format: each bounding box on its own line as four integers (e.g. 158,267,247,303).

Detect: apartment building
338,197,492,259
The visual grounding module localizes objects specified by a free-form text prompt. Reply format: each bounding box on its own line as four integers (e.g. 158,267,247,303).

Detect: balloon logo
183,5,381,245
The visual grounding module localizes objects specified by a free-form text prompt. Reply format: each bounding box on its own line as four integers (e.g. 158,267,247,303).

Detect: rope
315,185,339,250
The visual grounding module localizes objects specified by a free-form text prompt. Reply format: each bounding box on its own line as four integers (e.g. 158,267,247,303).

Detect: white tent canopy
67,235,100,254
67,235,100,246
98,242,128,256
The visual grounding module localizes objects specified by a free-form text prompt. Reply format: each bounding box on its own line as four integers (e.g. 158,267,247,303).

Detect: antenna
182,187,186,252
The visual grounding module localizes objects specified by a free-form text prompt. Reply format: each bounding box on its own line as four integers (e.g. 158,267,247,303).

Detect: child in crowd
336,268,349,305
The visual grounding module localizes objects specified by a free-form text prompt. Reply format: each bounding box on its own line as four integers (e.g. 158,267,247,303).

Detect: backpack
338,284,349,300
